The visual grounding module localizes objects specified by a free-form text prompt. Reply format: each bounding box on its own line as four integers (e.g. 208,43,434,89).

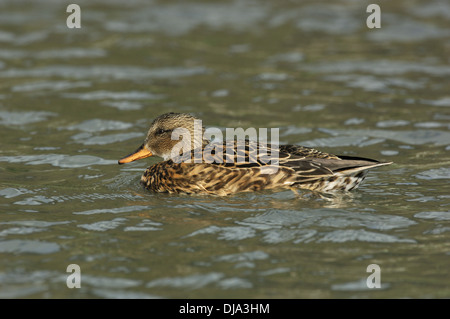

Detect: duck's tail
290,156,392,192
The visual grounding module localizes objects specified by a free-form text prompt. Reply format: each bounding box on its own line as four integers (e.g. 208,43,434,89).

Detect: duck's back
139,141,391,195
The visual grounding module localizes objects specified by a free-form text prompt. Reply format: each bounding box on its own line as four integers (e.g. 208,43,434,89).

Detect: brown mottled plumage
118,112,392,196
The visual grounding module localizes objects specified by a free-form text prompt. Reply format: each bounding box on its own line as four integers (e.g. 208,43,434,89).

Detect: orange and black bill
118,144,152,164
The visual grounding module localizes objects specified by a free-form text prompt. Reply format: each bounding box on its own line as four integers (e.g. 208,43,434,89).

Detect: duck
118,112,392,196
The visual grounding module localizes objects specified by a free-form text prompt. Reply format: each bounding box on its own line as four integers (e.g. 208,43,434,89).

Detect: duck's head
118,112,205,164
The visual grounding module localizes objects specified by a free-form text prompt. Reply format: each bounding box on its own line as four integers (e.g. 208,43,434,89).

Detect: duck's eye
156,128,171,135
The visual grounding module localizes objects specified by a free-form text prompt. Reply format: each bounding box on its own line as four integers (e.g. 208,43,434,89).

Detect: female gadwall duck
118,112,391,196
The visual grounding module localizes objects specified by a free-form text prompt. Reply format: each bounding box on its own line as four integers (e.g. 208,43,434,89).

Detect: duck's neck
190,124,210,149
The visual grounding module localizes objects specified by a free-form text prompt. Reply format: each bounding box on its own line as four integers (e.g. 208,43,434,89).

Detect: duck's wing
186,141,391,182
190,141,338,180
279,144,341,159
187,140,276,168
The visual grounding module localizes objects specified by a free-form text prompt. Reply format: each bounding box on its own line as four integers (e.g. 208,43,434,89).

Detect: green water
0,0,449,298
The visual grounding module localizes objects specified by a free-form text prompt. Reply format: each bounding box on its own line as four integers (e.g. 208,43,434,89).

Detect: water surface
0,0,449,298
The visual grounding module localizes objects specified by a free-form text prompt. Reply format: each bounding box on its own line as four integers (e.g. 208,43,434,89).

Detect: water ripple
317,229,415,243
77,217,128,231
73,205,151,215
414,168,450,180
301,128,450,147
63,90,164,101
0,110,57,125
185,209,417,244
301,60,450,76
0,239,60,254
146,272,224,289
0,154,116,168
0,65,208,80
65,119,134,132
